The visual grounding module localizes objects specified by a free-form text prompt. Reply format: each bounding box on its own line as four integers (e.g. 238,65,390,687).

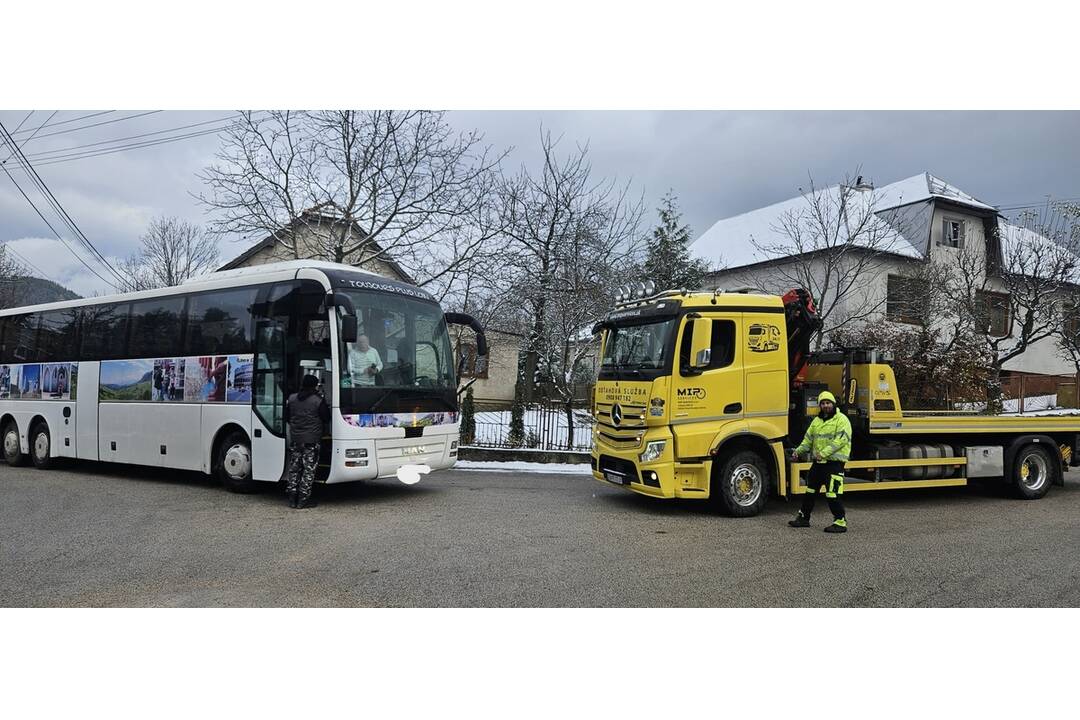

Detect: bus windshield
337,290,456,414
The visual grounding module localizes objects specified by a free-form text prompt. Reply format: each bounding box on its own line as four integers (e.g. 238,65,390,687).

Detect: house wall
232,225,407,281
456,329,521,407
702,246,1076,376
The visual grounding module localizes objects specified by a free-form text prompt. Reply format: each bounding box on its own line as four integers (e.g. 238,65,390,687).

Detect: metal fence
465,403,595,452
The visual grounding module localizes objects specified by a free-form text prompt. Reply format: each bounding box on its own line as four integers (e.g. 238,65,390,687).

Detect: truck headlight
345,448,367,459
639,440,666,463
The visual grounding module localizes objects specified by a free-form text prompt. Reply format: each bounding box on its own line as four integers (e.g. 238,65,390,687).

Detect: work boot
297,494,317,509
288,492,298,509
788,513,810,528
824,519,847,533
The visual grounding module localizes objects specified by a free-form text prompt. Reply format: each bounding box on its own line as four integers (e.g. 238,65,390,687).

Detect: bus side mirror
340,315,358,344
689,317,713,369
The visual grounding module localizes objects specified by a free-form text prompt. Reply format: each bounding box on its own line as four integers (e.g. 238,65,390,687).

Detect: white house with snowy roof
691,172,1075,378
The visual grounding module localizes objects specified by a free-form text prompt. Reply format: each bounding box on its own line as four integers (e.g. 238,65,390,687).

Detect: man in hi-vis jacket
788,390,851,533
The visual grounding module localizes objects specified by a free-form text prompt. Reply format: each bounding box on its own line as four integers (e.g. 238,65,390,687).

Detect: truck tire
1009,443,1056,500
711,448,770,517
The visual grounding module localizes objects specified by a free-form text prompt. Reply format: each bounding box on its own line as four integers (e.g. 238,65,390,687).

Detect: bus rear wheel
3,422,25,467
217,430,257,493
1010,444,1055,500
711,448,770,517
29,422,53,470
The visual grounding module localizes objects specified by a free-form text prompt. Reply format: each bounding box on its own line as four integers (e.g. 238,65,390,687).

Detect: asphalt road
3,460,1080,607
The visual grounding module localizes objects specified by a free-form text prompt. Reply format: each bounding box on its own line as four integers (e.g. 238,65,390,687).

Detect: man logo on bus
747,323,780,352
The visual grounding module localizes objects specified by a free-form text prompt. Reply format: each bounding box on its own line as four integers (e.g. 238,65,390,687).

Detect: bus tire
711,448,770,517
217,430,257,493
3,421,26,467
29,421,53,470
1009,443,1055,500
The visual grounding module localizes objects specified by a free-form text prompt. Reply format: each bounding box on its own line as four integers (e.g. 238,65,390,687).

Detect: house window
976,290,1010,337
457,342,488,379
940,217,966,249
885,275,925,325
1063,298,1080,340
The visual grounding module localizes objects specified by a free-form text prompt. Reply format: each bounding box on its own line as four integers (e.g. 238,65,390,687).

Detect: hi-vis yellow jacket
794,410,852,463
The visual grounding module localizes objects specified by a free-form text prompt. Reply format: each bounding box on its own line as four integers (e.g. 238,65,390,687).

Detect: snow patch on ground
453,460,593,475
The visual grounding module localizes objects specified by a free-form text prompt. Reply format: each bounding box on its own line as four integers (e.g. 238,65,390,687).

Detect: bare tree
199,110,506,297
119,216,221,291
0,244,28,309
499,131,645,407
747,172,916,346
943,203,1080,411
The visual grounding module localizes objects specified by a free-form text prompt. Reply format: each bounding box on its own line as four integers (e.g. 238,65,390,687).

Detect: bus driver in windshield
348,334,383,386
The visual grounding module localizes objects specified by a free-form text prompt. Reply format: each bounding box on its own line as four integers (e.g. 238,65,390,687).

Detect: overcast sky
1,110,1077,297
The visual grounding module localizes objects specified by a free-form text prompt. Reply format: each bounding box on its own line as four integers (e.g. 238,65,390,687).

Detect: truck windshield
600,319,676,379
336,290,456,414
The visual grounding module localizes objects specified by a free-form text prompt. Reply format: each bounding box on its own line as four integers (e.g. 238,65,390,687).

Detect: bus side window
37,309,80,362
81,303,129,360
9,313,39,363
186,288,257,357
129,297,186,359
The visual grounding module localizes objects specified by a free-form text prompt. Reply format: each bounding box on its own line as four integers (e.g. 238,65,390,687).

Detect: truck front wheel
711,448,770,517
1010,443,1056,500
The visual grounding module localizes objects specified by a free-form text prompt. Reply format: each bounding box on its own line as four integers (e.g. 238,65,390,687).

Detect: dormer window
940,217,966,249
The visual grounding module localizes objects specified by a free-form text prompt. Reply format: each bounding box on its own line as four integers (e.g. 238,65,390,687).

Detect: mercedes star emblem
611,402,623,426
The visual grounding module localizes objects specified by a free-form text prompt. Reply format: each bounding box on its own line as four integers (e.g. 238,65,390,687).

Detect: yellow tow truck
590,286,1080,516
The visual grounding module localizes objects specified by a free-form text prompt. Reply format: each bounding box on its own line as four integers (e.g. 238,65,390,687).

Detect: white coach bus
0,260,487,492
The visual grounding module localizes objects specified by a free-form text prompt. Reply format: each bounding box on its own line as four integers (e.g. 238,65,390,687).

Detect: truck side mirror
340,314,358,344
689,317,713,369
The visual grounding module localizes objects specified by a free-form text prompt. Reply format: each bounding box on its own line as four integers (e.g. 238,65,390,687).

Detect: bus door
251,287,289,482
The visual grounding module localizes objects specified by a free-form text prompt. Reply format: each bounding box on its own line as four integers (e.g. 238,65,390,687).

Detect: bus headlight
639,440,666,463
345,448,367,459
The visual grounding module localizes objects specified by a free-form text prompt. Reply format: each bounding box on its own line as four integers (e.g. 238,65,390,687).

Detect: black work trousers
799,461,846,521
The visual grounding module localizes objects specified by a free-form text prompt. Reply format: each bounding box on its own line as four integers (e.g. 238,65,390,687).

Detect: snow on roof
997,218,1080,280
693,172,996,270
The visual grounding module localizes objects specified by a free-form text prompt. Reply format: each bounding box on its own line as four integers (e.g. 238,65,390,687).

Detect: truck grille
595,402,647,430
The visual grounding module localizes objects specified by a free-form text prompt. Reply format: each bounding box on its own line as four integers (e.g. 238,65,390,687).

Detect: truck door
670,312,743,459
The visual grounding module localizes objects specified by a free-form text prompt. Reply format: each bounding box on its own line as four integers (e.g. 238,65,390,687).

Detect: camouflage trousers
286,442,319,503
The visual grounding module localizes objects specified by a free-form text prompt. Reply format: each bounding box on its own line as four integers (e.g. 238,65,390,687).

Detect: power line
0,160,118,288
21,113,242,160
0,110,58,165
14,110,162,142
1,241,61,285
0,121,125,287
995,197,1080,212
21,124,242,167
9,111,114,136
8,111,34,135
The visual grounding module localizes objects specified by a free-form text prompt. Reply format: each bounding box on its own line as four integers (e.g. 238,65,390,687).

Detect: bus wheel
217,430,257,493
711,448,770,517
29,422,53,470
1010,444,1055,500
3,422,25,467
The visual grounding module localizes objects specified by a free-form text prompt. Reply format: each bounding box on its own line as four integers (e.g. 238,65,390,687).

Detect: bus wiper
369,389,396,414
407,391,456,411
